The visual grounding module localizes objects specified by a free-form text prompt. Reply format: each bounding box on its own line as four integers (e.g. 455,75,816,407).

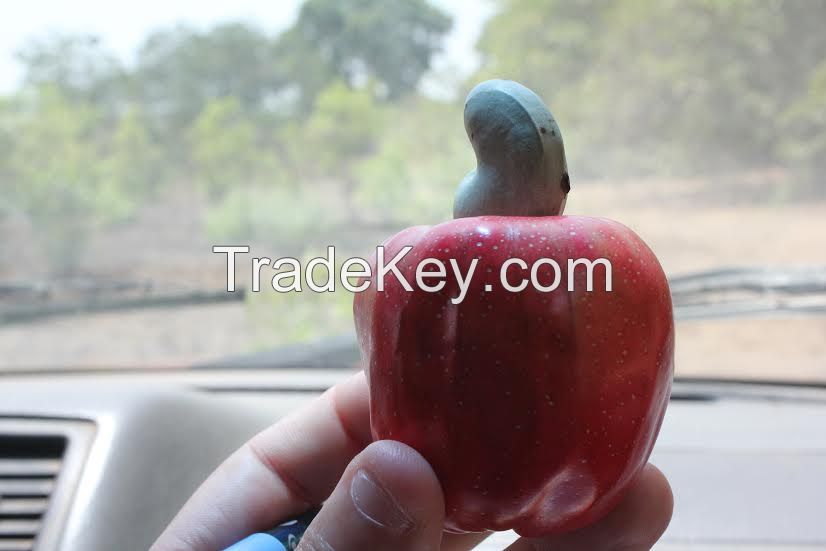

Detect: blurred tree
204,185,347,249
3,87,106,273
476,0,826,178
5,87,100,207
277,0,452,113
295,81,384,220
188,96,264,200
0,97,15,220
15,34,125,112
782,60,826,196
475,0,603,96
134,23,285,133
245,249,358,345
354,96,472,225
100,105,164,207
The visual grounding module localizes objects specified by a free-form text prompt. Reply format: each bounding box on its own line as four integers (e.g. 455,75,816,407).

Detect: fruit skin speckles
353,214,674,536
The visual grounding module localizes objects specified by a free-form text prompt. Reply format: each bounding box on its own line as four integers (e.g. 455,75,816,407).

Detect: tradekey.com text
213,245,613,305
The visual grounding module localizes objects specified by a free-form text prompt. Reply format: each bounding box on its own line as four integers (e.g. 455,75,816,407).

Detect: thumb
297,440,445,551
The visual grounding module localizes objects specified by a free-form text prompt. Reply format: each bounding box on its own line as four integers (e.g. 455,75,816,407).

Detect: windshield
1,0,824,381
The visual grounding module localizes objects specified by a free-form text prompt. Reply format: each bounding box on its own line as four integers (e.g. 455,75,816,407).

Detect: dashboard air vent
0,435,66,551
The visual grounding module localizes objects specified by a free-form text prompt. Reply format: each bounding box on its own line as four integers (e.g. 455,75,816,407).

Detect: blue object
222,507,319,551
224,532,286,551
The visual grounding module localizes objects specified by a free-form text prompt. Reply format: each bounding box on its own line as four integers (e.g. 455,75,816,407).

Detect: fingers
297,440,446,551
152,369,672,551
506,464,673,551
151,371,372,551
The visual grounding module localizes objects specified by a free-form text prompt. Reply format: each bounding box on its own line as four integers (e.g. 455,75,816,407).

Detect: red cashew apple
353,80,674,536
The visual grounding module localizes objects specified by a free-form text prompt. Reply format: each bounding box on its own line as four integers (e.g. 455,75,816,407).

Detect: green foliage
100,106,163,209
1,87,164,272
245,252,356,345
302,82,384,173
781,60,826,193
475,0,602,96
0,97,15,202
5,87,100,203
277,0,452,112
476,0,826,179
127,2,451,131
354,97,472,224
2,87,105,272
188,97,267,200
5,0,826,288
134,23,284,133
277,82,387,221
2,3,454,276
204,185,346,248
15,34,125,110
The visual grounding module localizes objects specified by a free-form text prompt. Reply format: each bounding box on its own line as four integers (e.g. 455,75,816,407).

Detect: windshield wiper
670,266,826,295
4,267,824,326
670,266,826,320
0,279,152,300
0,278,244,325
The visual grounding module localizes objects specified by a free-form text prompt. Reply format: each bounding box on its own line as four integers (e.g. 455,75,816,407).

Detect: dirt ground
1,177,824,381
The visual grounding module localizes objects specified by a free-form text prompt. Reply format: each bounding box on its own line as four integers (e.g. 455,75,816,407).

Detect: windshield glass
1,0,825,380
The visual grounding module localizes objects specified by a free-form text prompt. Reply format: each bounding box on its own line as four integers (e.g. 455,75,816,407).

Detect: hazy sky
0,0,494,94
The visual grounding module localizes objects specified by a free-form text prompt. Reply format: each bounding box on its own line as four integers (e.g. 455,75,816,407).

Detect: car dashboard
1,361,825,551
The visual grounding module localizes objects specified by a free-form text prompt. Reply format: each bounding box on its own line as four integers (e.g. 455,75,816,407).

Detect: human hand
151,371,673,551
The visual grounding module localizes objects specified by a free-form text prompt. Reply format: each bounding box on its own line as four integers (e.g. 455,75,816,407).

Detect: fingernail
350,468,414,534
